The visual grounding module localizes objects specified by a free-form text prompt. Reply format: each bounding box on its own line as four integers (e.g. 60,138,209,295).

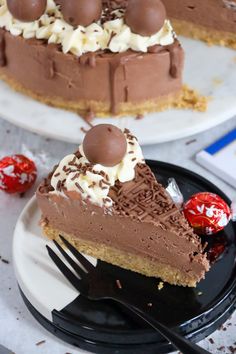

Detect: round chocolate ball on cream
125,0,166,36
7,0,47,22
83,124,127,167
61,0,102,27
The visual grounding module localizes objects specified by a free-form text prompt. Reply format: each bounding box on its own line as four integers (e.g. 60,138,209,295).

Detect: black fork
46,236,211,354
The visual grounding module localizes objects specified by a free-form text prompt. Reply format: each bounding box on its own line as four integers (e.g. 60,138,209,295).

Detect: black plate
20,160,236,354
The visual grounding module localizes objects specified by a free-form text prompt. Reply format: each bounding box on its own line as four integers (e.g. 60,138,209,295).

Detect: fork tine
46,245,84,293
53,240,86,279
59,235,95,272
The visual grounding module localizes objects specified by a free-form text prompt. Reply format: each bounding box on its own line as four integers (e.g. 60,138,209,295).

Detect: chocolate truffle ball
83,124,127,167
61,0,102,27
7,0,47,22
125,0,166,36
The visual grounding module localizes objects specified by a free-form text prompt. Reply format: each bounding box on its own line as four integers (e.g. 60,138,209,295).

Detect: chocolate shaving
217,346,225,351
1,258,9,264
0,29,6,67
35,340,46,346
185,139,197,145
136,113,144,120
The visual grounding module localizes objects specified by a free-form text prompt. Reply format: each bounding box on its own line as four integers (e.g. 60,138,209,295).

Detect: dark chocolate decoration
125,0,166,36
61,0,102,27
83,124,127,167
0,29,6,67
6,0,47,22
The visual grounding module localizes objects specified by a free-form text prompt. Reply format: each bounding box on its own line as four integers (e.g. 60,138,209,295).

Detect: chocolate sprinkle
35,340,46,346
185,139,197,145
0,29,6,67
75,182,84,193
1,258,9,264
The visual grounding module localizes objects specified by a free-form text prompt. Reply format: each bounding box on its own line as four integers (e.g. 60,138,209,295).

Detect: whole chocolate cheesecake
37,124,210,287
162,0,236,49
0,0,206,117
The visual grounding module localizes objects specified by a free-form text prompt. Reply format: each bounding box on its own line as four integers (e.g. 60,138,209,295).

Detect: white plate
13,196,97,321
1,37,236,145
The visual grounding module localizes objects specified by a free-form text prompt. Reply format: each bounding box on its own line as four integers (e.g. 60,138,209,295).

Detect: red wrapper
0,154,37,194
183,192,231,235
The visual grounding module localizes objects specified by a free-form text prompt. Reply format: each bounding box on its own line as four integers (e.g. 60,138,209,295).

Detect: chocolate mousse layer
162,0,236,33
37,163,209,286
0,28,184,115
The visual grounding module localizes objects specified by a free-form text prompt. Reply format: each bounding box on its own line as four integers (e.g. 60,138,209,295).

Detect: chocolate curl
166,178,184,208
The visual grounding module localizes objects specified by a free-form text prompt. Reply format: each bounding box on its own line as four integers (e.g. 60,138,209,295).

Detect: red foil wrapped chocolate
183,192,231,235
0,154,37,194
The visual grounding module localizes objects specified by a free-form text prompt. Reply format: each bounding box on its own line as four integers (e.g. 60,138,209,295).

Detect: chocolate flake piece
136,113,144,120
35,340,46,346
116,279,122,289
0,29,6,67
185,139,197,145
217,346,225,351
1,258,9,264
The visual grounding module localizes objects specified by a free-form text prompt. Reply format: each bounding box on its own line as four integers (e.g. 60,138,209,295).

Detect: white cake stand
1,37,236,145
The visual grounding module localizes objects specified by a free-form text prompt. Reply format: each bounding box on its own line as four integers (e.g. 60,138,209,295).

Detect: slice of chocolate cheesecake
37,124,209,287
162,0,236,49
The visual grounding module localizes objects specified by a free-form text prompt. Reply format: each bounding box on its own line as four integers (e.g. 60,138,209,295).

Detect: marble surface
0,116,236,354
1,37,236,145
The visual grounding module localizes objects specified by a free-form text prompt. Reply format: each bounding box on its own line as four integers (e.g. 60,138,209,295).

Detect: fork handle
113,298,211,354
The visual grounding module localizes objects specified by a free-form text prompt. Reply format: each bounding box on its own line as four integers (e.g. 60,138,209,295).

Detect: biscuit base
43,224,198,287
172,19,236,49
0,72,208,117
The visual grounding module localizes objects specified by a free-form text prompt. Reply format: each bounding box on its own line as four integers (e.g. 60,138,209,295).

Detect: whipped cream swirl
0,0,175,57
50,131,144,208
